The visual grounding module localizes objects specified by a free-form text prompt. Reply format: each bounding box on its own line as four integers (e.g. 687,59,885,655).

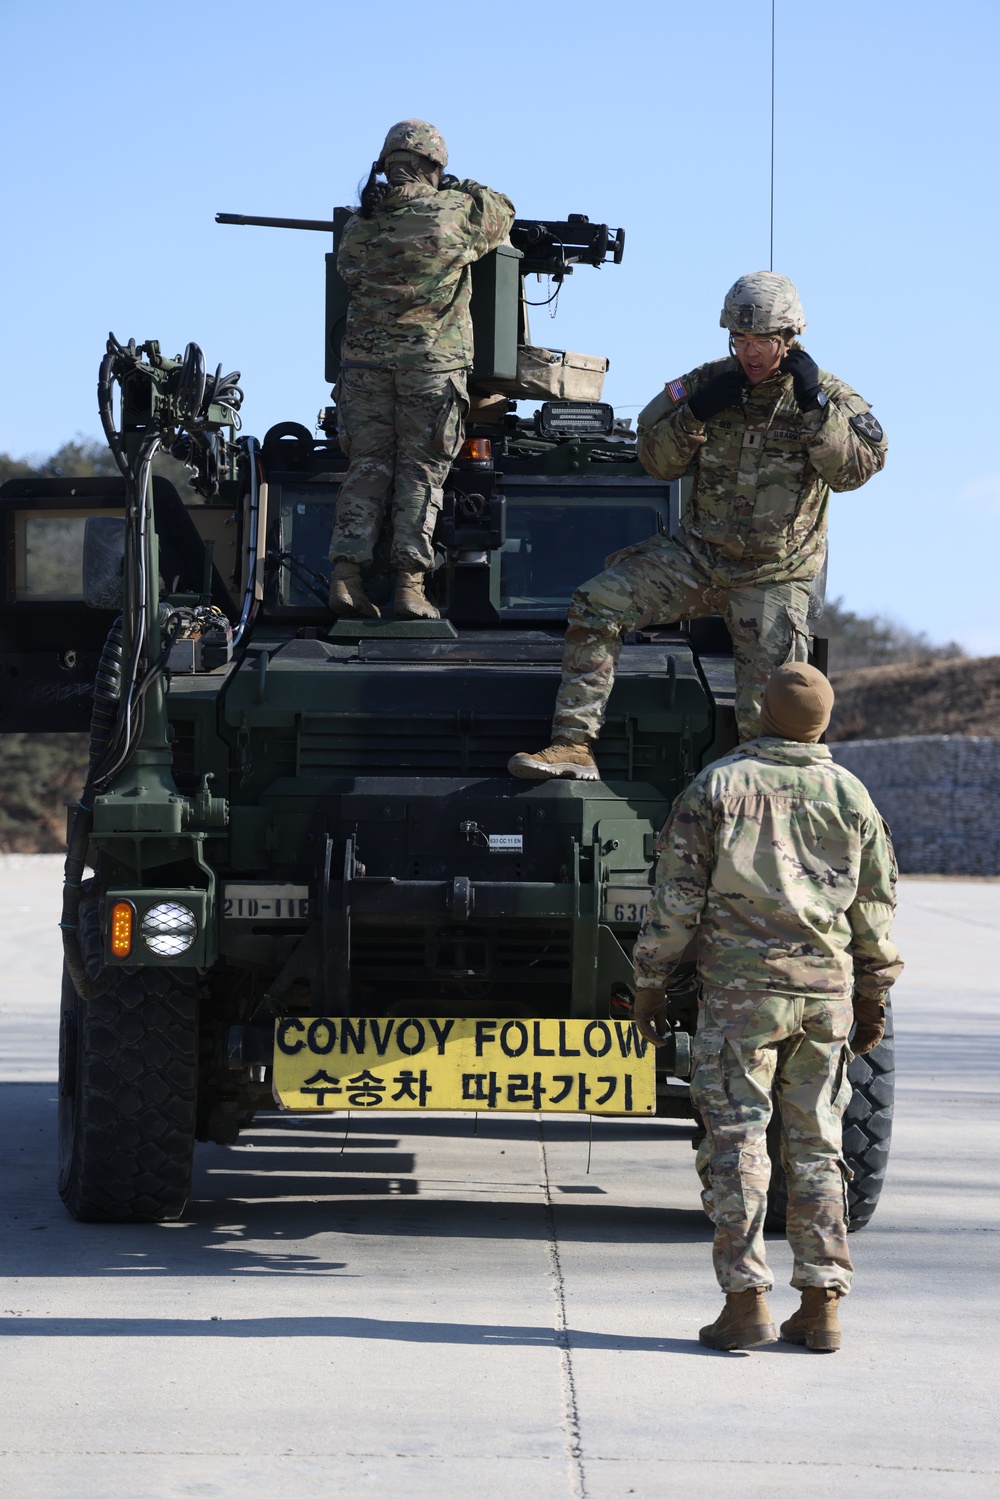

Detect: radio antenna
770,0,776,270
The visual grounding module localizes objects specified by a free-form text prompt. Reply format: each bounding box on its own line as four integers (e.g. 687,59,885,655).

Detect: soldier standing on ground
328,120,515,622
631,664,903,1352
508,272,888,780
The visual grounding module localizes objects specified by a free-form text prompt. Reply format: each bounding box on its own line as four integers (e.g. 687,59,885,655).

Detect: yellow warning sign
272,1016,655,1115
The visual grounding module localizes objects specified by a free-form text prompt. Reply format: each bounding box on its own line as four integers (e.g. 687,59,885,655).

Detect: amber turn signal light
459,438,491,462
110,901,134,958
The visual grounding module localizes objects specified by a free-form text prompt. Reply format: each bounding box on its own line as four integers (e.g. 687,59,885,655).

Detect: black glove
686,369,746,422
439,173,460,190
851,994,886,1055
633,987,669,1048
782,346,823,411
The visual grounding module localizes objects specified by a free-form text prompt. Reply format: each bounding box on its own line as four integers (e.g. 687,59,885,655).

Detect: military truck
0,209,893,1227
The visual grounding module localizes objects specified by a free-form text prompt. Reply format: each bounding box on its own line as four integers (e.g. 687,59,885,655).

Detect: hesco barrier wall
829,735,1000,876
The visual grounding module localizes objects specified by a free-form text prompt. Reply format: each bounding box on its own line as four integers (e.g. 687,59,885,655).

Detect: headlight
141,902,198,957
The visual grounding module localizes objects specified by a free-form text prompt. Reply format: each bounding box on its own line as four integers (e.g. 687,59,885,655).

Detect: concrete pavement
1,858,998,1498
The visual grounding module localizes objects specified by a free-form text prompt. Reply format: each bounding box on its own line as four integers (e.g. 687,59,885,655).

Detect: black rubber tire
765,1000,895,1235
842,1000,895,1230
58,937,199,1223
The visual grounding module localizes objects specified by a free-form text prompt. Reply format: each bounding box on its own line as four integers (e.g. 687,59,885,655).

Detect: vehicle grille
297,712,641,777
351,923,572,982
298,713,550,776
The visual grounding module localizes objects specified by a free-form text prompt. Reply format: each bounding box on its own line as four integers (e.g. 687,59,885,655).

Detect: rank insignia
666,378,688,402
850,410,884,444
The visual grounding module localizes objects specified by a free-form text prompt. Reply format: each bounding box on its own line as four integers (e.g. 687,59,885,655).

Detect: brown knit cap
760,663,834,743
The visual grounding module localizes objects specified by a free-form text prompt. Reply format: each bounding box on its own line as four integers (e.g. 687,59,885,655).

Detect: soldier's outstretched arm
452,180,517,258
803,378,888,492
848,811,904,1001
632,779,714,991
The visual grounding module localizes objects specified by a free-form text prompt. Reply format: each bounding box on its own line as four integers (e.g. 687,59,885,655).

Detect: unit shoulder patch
849,409,884,444
666,378,688,402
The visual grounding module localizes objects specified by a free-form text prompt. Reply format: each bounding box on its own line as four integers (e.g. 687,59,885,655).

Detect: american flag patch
666,378,688,402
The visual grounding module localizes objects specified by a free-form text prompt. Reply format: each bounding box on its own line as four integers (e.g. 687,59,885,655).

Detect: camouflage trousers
551,536,811,743
329,366,469,572
691,986,854,1295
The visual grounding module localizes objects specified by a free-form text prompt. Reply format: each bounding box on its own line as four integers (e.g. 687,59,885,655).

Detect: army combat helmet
720,272,806,336
377,120,449,172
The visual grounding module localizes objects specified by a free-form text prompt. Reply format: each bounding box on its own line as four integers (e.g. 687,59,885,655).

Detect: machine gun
216,210,624,277
216,210,625,384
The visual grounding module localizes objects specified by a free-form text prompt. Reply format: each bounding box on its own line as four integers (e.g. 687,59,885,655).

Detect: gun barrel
216,213,336,233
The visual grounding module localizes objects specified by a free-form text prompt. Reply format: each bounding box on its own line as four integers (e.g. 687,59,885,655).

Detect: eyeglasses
732,334,782,353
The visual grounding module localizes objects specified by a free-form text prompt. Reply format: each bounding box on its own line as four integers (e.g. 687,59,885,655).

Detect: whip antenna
770,0,776,270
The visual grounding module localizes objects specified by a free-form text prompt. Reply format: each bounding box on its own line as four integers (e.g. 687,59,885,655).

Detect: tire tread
59,906,197,1223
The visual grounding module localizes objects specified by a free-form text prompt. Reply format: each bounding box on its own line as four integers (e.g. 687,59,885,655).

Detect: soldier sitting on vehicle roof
328,120,515,623
508,272,888,781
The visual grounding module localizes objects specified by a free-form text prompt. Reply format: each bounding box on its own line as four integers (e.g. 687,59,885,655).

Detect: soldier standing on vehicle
508,272,887,780
328,120,515,621
631,663,902,1352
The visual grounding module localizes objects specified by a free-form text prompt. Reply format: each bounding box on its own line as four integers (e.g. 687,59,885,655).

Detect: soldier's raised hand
782,346,822,410
686,369,747,421
633,986,670,1047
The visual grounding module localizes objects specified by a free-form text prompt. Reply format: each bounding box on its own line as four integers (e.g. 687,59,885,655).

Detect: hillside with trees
828,655,1000,742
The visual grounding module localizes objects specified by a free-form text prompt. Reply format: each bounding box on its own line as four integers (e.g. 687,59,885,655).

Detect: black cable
213,370,244,413
523,283,564,308
202,361,222,414
268,549,331,606
98,335,132,480
90,429,161,787
232,436,261,646
178,342,207,421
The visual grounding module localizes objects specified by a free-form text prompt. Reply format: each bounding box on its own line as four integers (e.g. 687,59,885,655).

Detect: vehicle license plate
223,884,310,919
272,1016,655,1115
602,886,652,926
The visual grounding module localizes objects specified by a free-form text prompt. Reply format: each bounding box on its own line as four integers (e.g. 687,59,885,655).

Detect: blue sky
2,1,998,651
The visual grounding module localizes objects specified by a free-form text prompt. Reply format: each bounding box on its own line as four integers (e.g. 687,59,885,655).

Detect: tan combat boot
328,561,380,620
779,1287,842,1353
507,742,600,781
699,1288,777,1351
394,570,440,621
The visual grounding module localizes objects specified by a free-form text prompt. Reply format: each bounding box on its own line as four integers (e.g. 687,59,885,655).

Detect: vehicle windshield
498,483,667,614
273,479,670,614
276,483,339,607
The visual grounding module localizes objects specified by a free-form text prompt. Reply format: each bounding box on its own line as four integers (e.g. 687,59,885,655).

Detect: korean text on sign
272,1015,655,1115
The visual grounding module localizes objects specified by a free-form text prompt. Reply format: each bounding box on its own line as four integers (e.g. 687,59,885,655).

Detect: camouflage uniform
329,178,515,572
552,355,887,742
633,738,903,1293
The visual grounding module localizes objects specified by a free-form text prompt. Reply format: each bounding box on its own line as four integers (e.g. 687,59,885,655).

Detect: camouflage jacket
636,353,887,586
338,179,515,372
632,739,903,1001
